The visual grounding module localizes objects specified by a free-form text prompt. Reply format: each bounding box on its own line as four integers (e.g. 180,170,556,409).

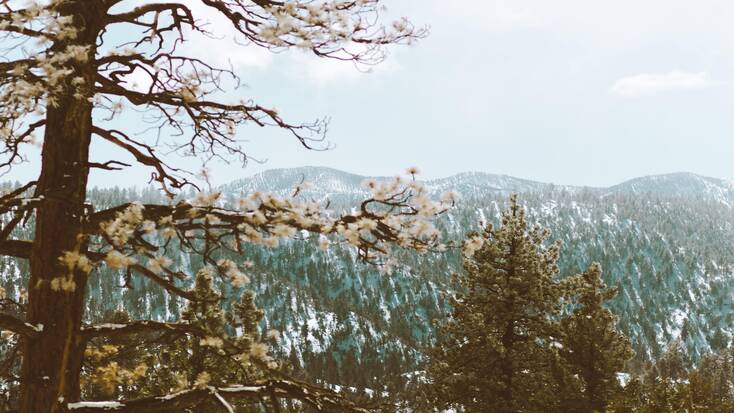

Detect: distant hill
607,172,734,205
226,166,734,204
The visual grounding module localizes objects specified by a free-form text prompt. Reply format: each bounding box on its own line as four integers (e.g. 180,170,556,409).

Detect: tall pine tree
559,263,634,412
427,195,579,412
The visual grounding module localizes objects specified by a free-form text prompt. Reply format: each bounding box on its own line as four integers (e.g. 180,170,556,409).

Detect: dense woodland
4,172,734,411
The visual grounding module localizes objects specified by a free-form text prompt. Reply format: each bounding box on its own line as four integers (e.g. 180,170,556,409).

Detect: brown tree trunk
500,238,517,413
19,88,93,413
18,3,104,410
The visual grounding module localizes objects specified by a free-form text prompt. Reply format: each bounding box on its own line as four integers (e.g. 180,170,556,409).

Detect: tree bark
20,87,92,412
18,3,105,411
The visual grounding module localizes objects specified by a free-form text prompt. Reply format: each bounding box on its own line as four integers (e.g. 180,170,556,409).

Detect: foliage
558,263,634,412
425,195,577,412
608,342,734,413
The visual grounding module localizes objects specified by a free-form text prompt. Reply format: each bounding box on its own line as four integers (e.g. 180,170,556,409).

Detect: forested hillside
4,167,734,391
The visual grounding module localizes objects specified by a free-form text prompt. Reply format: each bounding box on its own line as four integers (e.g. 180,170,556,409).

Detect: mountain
607,172,734,206
222,166,565,200
4,168,734,391
229,167,734,205
217,168,734,378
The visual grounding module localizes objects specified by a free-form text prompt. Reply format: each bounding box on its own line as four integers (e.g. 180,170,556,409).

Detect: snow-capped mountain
607,172,734,206
222,166,562,200
216,168,734,383
4,167,734,390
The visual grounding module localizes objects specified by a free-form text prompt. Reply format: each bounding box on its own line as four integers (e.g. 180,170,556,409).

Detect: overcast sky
10,0,734,188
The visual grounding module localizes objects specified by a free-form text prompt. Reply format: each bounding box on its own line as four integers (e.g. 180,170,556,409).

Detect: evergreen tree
81,267,270,411
427,195,580,412
608,341,689,413
558,263,634,412
685,350,734,413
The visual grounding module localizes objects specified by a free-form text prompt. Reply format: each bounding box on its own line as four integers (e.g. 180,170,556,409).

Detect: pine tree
558,263,633,412
608,342,688,413
81,267,271,411
427,194,578,412
685,350,734,413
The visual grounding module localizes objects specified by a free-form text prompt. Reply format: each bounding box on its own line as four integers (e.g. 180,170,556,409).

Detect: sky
9,0,734,188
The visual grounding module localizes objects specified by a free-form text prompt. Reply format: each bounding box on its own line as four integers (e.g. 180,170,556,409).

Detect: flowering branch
0,1,435,409
82,173,449,272
198,0,427,63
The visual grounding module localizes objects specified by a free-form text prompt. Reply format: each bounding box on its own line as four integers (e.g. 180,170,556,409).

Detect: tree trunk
19,87,93,413
499,237,518,413
18,3,103,410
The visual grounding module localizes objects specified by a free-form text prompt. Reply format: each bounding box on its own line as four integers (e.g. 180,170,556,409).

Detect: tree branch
0,239,31,259
91,126,191,194
127,263,203,302
64,380,372,413
81,320,206,341
0,313,41,337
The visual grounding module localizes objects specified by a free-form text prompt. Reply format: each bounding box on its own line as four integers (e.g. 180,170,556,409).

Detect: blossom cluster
62,169,451,296
216,258,250,288
249,341,277,369
0,2,90,169
83,343,148,395
0,1,78,50
0,1,86,114
463,235,485,258
244,0,421,61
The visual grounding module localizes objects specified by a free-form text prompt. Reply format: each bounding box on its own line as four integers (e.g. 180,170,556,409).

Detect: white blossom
265,329,281,342
148,256,172,275
194,372,211,389
250,342,271,361
105,250,137,270
318,237,330,251
59,251,93,274
199,336,224,349
463,236,485,258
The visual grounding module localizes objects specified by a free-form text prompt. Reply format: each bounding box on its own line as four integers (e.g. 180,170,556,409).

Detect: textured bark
18,3,105,411
20,89,92,411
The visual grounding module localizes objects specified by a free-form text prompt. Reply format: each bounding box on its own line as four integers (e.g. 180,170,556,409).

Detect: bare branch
0,239,31,259
94,73,327,151
64,379,372,413
87,160,131,171
128,262,204,302
81,320,207,341
92,126,192,194
0,313,41,337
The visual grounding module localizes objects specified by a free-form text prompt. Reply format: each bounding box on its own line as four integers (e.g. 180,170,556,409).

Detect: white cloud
610,70,712,98
180,2,274,71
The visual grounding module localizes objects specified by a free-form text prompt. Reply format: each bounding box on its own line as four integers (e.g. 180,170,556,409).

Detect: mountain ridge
221,166,734,204
6,166,734,390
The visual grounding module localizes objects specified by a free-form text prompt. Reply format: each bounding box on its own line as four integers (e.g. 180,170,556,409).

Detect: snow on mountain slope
216,168,734,381
226,168,734,206
5,168,734,390
608,172,734,206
